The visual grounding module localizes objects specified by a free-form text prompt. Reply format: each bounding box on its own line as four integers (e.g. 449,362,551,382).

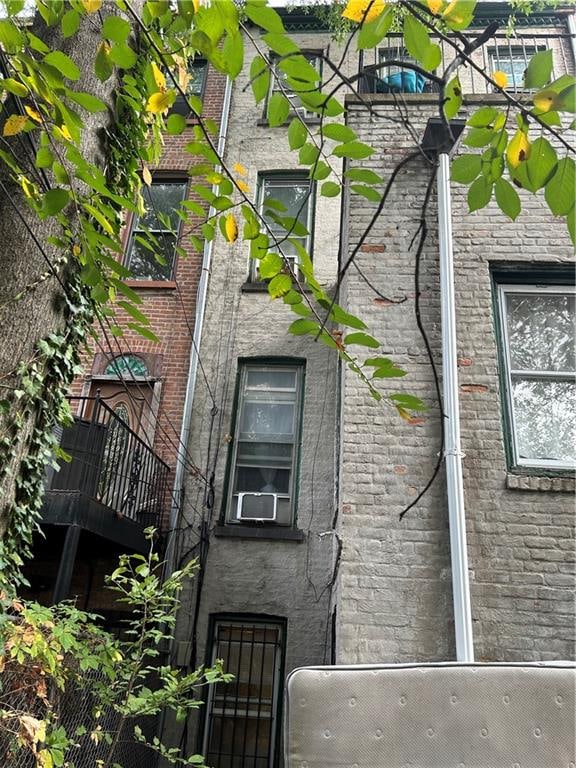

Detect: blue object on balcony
376,71,426,94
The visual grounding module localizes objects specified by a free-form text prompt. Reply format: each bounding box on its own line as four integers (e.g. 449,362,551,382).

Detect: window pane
126,234,175,280
240,402,295,438
263,180,309,226
234,466,291,494
512,379,576,463
506,292,575,371
141,182,186,230
246,369,296,391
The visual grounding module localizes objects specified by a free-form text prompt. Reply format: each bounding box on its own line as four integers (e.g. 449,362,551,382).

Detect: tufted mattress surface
284,662,576,768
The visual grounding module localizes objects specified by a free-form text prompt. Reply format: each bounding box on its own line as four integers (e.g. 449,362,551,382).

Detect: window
171,58,207,116
227,363,304,525
373,45,432,93
268,51,321,120
489,46,544,91
203,618,285,768
104,355,149,378
253,174,313,280
497,284,575,469
124,179,187,280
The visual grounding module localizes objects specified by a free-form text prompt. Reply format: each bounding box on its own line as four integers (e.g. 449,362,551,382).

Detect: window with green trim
227,362,304,526
252,173,313,281
124,179,187,280
497,283,575,470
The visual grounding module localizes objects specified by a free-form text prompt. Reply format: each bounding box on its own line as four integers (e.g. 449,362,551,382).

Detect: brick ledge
506,474,575,493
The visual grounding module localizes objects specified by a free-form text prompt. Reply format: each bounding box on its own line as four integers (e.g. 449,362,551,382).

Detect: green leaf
223,31,244,79
524,137,557,192
126,323,160,343
103,15,132,44
422,42,442,72
279,55,320,84
109,42,138,69
68,91,107,113
321,181,340,197
288,118,307,150
323,302,367,330
61,9,80,38
463,127,494,148
43,51,80,81
322,123,356,143
451,154,481,184
311,161,331,181
467,106,499,128
332,141,374,159
36,147,54,169
245,2,285,33
351,184,382,202
250,55,270,103
364,357,406,378
262,32,299,56
166,113,187,135
345,332,380,348
42,188,70,216
467,176,493,212
268,273,292,297
95,41,114,82
567,205,575,248
545,157,575,217
299,143,319,166
267,92,290,127
494,178,521,221
524,49,553,89
344,168,383,184
389,393,427,411
442,0,476,31
259,252,283,278
117,301,150,325
358,6,393,50
444,76,462,120
289,318,318,336
0,19,24,53
403,15,430,66
1,78,28,97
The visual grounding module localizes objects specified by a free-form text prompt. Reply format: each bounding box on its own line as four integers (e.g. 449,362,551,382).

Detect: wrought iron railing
47,396,170,528
359,30,573,95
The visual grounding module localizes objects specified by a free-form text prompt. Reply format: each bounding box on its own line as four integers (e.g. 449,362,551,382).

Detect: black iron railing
47,396,170,527
359,30,572,95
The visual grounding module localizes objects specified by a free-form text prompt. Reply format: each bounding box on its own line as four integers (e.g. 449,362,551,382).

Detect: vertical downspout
164,76,233,574
437,152,474,662
567,13,576,67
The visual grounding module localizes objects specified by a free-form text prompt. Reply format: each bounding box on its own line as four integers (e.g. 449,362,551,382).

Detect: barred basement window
203,619,285,768
227,362,303,525
497,284,575,469
124,179,187,280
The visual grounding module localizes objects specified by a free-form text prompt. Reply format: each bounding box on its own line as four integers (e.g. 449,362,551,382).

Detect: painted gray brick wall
338,94,575,665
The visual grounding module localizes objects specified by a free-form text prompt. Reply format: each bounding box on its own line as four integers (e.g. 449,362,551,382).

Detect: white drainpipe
437,152,474,662
567,13,576,67
164,76,233,574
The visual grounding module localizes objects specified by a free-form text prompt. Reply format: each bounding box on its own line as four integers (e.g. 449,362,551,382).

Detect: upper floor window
227,362,304,526
267,51,321,120
171,58,207,117
489,46,545,91
203,618,285,767
497,283,575,469
253,174,313,281
124,179,187,281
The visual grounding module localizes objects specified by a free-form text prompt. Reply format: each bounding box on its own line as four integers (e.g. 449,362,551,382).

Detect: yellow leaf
233,162,247,177
341,0,386,23
81,0,102,12
237,180,250,194
507,129,531,168
142,166,152,186
427,0,443,13
532,89,561,114
224,214,238,243
60,125,72,141
193,0,200,10
146,90,175,114
20,176,37,199
178,65,191,91
72,244,82,257
492,70,508,89
24,106,42,123
37,750,53,768
396,406,412,421
151,62,166,91
3,114,27,137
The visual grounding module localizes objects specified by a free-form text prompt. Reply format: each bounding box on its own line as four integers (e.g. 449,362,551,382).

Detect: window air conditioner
237,492,278,522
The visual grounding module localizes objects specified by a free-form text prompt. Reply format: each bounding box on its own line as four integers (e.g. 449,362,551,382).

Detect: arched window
105,355,149,379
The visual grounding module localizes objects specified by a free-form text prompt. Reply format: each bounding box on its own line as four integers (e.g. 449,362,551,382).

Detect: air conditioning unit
236,492,278,522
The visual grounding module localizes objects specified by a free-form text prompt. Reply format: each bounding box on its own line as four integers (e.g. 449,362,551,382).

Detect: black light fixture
421,117,466,159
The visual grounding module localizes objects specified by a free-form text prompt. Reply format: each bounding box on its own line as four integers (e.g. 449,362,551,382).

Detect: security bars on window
498,285,575,469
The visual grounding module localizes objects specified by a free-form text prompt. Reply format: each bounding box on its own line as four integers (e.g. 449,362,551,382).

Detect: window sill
241,281,312,294
214,524,305,542
506,473,575,493
256,117,321,128
124,280,177,290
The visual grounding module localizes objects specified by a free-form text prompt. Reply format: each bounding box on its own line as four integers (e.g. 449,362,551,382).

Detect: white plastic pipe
164,75,233,575
568,13,576,67
437,152,474,663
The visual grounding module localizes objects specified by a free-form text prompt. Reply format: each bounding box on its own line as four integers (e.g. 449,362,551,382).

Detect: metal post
52,525,81,603
437,152,474,662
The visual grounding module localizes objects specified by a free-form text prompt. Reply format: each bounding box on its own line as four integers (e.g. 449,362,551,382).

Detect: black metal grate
203,621,284,768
